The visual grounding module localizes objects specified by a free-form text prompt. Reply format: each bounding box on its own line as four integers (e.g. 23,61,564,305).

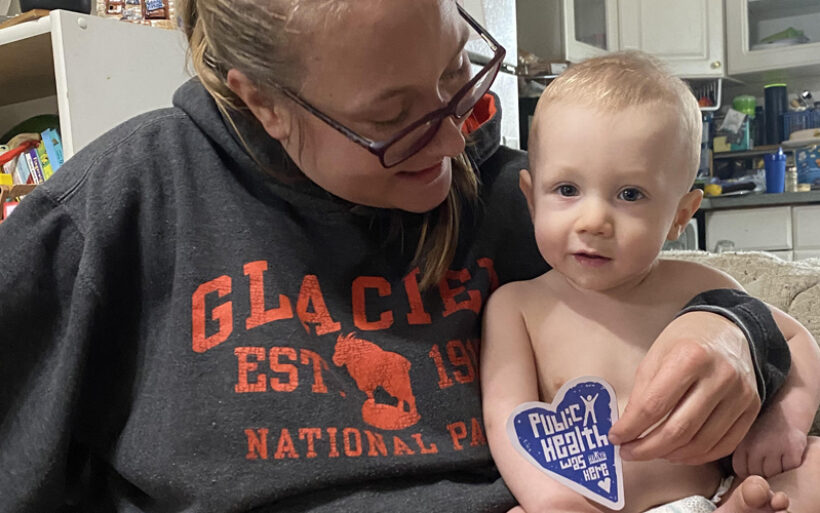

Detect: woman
0,1,789,511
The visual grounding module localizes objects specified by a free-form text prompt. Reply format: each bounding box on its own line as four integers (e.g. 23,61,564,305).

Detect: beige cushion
662,250,820,435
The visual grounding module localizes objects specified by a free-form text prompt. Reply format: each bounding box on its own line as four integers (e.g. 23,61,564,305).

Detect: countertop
699,190,820,211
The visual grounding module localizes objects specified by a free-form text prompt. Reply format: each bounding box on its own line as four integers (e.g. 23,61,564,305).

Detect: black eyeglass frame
271,4,507,168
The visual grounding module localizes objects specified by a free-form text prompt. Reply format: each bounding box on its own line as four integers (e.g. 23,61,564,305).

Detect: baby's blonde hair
533,51,702,187
178,0,479,290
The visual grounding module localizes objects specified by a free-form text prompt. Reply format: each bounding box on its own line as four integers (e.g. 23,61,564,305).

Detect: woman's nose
576,201,614,238
422,115,466,159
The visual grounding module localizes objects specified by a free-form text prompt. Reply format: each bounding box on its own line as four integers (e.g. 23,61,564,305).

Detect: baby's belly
618,459,723,513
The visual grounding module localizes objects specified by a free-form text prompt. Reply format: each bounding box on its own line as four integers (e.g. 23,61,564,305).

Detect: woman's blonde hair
179,0,479,290
533,50,702,184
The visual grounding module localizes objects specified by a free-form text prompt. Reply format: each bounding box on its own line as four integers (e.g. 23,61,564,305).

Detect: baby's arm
732,305,820,478
656,260,820,476
481,283,601,513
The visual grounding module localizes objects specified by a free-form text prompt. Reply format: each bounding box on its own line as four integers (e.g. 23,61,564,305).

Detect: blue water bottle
764,147,786,194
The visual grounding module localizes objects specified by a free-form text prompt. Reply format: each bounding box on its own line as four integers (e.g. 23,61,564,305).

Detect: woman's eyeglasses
272,4,506,168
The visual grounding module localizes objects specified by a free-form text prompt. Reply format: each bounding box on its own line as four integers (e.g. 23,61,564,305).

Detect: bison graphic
332,332,420,430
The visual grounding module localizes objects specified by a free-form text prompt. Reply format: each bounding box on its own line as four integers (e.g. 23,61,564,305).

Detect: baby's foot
714,475,789,513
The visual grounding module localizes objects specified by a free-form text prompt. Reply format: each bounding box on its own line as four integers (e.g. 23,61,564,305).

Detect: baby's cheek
533,225,559,262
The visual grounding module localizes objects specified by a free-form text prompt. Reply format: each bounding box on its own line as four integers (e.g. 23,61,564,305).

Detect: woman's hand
608,311,761,465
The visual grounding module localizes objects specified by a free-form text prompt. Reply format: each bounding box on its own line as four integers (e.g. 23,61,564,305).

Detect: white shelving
0,10,190,158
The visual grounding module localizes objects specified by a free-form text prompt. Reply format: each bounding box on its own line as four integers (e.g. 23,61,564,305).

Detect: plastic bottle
764,84,788,145
764,147,787,193
731,95,756,151
785,166,798,193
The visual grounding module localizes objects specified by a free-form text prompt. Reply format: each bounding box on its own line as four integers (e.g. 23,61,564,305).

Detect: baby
481,51,820,513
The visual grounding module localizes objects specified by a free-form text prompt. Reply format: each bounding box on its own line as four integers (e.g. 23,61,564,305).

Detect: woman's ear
667,188,703,241
226,69,292,141
519,169,536,218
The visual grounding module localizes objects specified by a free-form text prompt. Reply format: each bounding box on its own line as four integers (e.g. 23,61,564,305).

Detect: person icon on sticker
581,393,599,426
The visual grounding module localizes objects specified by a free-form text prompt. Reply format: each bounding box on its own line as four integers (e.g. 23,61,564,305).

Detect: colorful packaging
795,145,820,184
97,0,176,29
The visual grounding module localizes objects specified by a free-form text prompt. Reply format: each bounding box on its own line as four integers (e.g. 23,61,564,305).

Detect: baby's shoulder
655,258,743,296
486,271,562,314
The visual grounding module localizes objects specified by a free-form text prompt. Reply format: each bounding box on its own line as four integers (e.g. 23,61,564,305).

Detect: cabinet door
726,0,820,76
793,204,820,251
794,249,820,261
564,0,619,61
705,206,792,252
769,250,795,261
618,0,724,76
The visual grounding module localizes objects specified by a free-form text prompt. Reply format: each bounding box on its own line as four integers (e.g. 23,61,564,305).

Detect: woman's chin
396,169,453,213
399,187,451,213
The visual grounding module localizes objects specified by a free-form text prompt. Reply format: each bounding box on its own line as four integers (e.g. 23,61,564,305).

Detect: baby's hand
732,404,807,478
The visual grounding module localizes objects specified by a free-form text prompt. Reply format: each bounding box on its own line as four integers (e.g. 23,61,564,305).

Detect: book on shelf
35,138,54,180
30,150,41,183
0,129,64,187
24,149,44,184
41,128,64,173
12,153,34,185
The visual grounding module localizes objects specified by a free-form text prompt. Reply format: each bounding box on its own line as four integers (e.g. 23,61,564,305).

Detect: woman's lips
574,253,612,267
397,161,444,183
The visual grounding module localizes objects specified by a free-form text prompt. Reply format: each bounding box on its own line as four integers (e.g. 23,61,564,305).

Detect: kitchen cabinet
726,0,820,77
517,0,618,65
618,0,725,77
704,203,820,260
518,0,723,77
793,204,820,256
0,9,189,159
706,205,792,254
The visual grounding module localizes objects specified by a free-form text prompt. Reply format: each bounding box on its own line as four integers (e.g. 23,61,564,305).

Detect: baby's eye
618,188,644,202
557,184,579,197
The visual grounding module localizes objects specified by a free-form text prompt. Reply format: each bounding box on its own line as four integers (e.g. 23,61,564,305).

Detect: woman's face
277,0,473,212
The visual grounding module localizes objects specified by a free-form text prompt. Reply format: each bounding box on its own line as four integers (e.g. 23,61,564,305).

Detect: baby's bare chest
527,302,679,409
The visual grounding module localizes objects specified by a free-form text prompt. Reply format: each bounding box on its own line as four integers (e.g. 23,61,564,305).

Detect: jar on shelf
785,165,798,192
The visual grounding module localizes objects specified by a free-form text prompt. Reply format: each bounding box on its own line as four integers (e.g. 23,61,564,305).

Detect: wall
0,96,57,141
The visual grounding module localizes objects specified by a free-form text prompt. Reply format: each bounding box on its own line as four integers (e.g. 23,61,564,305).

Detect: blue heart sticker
506,377,624,510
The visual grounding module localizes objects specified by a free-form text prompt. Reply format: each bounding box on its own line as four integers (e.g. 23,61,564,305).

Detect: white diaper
643,476,734,513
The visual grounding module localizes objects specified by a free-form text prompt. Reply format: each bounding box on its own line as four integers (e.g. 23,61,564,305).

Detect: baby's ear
666,189,703,240
519,169,535,217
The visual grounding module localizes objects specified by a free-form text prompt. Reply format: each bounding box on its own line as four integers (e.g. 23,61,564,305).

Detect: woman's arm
676,289,792,408
0,192,93,511
481,284,601,513
608,285,792,466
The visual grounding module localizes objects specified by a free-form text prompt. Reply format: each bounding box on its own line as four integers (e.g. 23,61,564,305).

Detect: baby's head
521,51,705,292
530,50,702,194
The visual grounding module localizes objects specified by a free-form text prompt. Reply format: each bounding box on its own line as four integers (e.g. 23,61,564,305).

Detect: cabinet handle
710,61,722,69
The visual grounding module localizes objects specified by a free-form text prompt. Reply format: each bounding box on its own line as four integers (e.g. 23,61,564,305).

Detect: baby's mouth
573,252,611,266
